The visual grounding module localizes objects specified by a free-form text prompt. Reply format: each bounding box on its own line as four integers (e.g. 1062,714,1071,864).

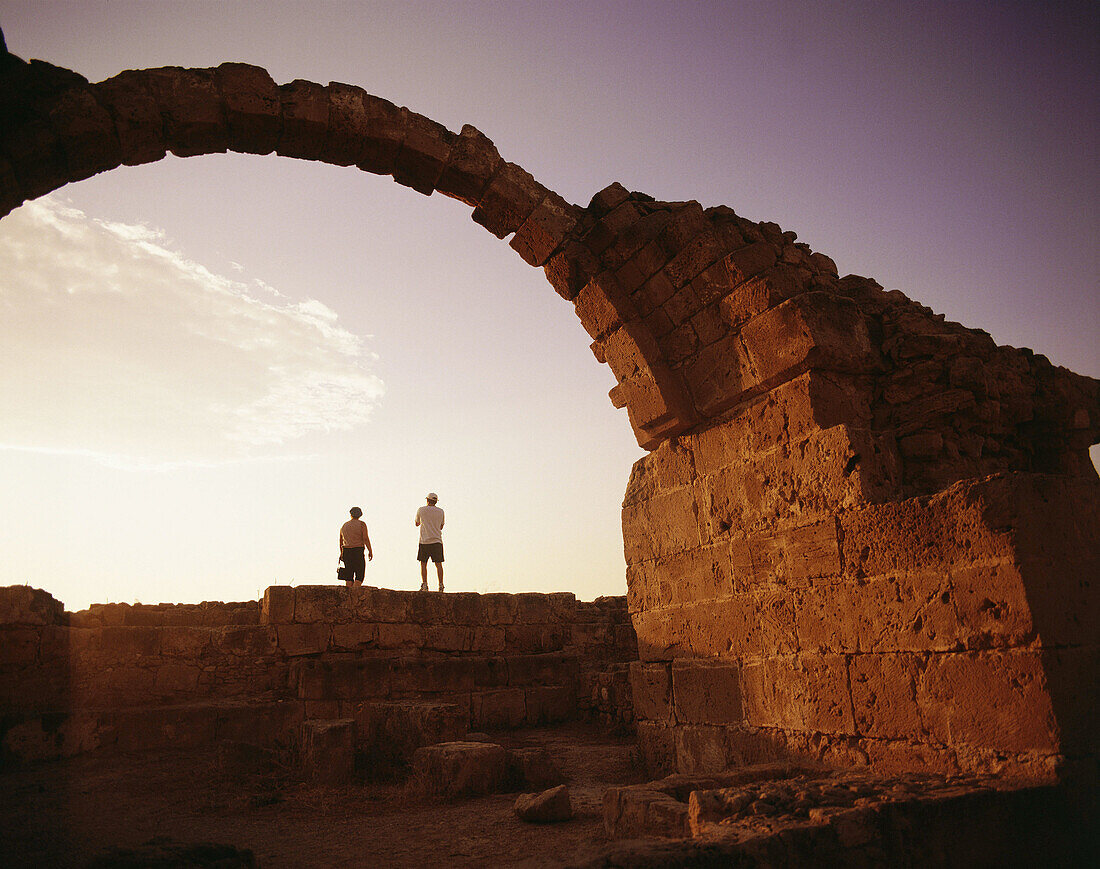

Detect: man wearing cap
416,493,445,592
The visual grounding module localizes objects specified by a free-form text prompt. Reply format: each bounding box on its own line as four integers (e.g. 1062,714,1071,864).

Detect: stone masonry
1,32,1097,788
0,585,636,765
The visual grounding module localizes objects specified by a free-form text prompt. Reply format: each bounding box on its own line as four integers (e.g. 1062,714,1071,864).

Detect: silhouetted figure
416,493,445,592
339,507,372,587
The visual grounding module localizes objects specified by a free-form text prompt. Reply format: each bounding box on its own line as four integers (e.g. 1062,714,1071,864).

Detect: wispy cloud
0,196,384,470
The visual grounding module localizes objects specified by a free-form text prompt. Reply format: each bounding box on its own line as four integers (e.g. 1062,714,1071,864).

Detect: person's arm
338,528,344,556
415,508,421,527
364,526,373,561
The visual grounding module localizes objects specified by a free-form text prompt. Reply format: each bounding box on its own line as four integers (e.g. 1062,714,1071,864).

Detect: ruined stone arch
3,43,1099,780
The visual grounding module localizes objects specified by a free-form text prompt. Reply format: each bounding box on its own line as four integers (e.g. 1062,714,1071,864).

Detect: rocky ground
0,722,644,868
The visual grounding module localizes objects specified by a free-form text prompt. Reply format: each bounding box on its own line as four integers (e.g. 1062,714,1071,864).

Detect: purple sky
0,1,1096,609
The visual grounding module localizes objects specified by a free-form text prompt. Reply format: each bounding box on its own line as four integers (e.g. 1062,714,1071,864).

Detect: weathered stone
471,161,544,238
299,718,355,785
216,62,280,155
410,740,512,798
0,586,63,626
514,784,572,822
393,111,454,194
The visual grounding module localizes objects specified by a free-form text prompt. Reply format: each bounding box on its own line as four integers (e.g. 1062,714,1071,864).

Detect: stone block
471,161,544,238
471,688,526,729
723,240,778,286
504,623,566,654
276,78,328,160
671,658,742,725
261,586,295,625
331,621,378,650
573,273,633,342
46,86,121,181
740,654,854,735
543,240,600,301
664,232,722,289
276,623,329,656
216,625,278,657
153,663,201,694
675,724,732,774
376,622,423,650
294,585,348,623
353,701,468,768
621,486,702,564
424,624,473,652
393,111,454,194
683,331,752,417
319,81,370,165
0,586,63,626
356,93,406,175
92,72,167,166
142,66,228,157
514,784,572,823
436,123,502,206
0,627,39,666
159,626,212,658
525,685,574,724
407,590,454,624
510,191,578,266
216,62,280,155
629,661,671,722
506,653,579,687
299,718,355,785
918,650,1057,754
294,657,393,701
410,741,512,798
848,653,925,740
351,586,410,623
470,626,506,652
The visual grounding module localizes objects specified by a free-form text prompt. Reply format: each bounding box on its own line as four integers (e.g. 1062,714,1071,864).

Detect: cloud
0,196,385,470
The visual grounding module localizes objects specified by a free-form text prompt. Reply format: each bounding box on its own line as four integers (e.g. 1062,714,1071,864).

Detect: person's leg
419,559,428,591
435,560,444,591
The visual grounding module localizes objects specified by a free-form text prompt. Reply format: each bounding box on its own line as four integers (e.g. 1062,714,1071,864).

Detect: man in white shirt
415,492,445,592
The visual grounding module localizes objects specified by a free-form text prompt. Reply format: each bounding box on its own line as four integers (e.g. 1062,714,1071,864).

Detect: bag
337,566,354,583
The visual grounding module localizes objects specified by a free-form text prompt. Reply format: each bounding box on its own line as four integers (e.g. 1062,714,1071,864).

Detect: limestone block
376,622,423,649
276,78,329,160
216,625,278,657
331,621,378,651
45,86,121,181
0,586,63,626
504,623,566,654
1039,646,1099,755
525,685,574,725
394,657,491,694
469,626,506,653
621,486,702,564
317,81,370,165
215,62,280,155
684,331,752,417
917,650,1057,754
261,586,295,625
408,590,455,624
509,747,566,790
471,688,526,729
586,181,631,217
435,123,502,205
723,240,778,287
718,264,809,330
471,161,544,238
675,724,732,774
664,284,702,328
514,784,572,822
672,658,742,725
0,115,68,200
506,653,579,688
393,111,454,194
447,592,488,626
481,593,518,624
674,592,798,659
510,191,579,265
655,202,710,257
351,586,410,623
424,624,474,652
93,626,161,663
0,627,39,666
410,741,512,798
293,585,349,623
740,654,855,735
632,607,692,662
159,626,212,658
142,67,228,157
543,240,600,301
276,623,329,656
299,718,355,785
92,72,167,166
353,701,468,767
629,661,672,722
663,232,723,290
153,663,201,694
294,657,393,701
848,653,925,740
356,93,406,175
573,273,633,341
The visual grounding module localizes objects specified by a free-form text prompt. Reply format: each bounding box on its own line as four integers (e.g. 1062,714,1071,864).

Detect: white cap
426,492,438,501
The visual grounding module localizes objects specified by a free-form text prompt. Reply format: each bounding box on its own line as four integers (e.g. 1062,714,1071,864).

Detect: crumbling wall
0,585,636,764
1,41,1097,784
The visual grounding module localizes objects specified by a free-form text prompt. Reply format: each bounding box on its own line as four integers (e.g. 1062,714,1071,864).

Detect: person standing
339,507,373,587
415,493,445,592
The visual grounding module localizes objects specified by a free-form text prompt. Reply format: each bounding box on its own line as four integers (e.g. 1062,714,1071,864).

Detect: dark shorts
341,547,366,583
417,542,444,563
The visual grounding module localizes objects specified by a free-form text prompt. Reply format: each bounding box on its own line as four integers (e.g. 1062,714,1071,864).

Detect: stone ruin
0,29,1097,864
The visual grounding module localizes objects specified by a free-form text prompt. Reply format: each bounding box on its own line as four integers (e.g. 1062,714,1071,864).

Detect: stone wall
0,585,636,764
1,40,1097,786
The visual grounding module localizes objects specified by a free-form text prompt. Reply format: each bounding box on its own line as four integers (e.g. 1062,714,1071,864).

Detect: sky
0,1,1096,611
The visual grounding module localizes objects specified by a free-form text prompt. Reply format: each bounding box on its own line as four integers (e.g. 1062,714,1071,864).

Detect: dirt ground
0,722,645,868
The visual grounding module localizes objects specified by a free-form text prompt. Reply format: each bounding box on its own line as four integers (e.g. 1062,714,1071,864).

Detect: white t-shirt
416,504,445,544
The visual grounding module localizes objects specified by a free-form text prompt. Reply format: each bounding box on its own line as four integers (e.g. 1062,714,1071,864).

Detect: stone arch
3,41,1099,782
